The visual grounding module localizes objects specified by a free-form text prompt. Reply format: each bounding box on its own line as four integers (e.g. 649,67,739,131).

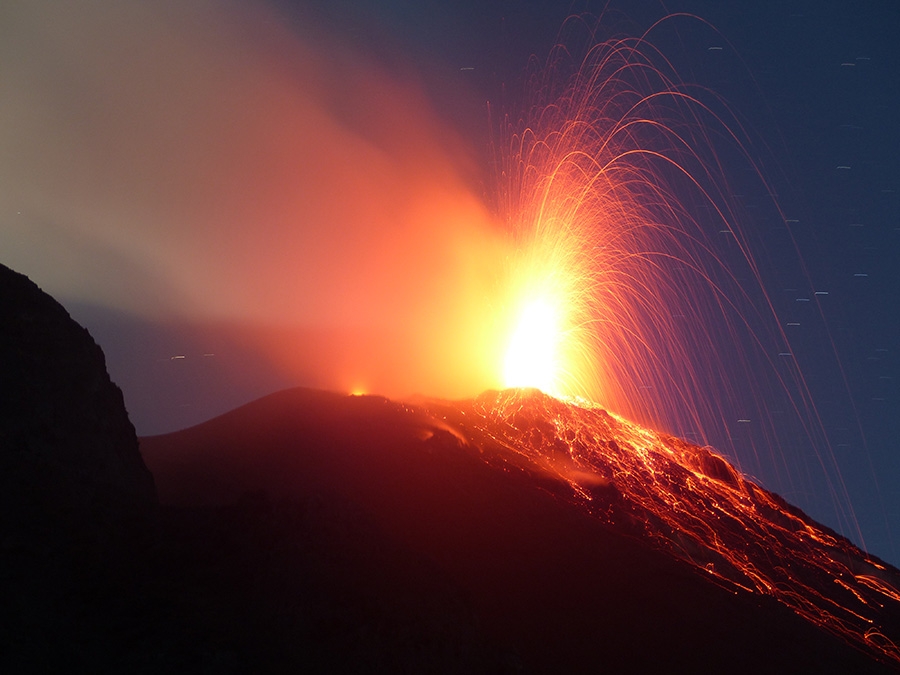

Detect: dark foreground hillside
2,262,898,673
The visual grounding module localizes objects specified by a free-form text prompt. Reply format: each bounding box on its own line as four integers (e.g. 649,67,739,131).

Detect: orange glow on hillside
417,389,900,668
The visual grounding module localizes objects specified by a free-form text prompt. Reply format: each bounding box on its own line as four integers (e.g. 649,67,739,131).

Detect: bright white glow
503,298,561,394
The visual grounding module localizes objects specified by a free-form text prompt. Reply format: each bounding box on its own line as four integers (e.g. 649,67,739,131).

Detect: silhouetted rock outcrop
0,263,155,546
0,263,163,672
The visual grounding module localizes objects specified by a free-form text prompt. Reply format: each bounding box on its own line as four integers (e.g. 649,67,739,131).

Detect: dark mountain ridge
0,263,157,672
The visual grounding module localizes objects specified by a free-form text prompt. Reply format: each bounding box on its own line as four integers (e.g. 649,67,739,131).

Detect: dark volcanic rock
0,264,163,673
0,263,156,542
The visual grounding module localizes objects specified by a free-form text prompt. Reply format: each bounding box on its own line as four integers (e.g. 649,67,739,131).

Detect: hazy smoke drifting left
0,0,508,399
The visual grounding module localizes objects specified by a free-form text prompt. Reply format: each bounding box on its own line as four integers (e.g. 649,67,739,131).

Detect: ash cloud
0,0,506,400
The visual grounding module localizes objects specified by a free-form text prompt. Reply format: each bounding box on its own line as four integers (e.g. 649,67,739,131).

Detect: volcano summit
142,386,900,672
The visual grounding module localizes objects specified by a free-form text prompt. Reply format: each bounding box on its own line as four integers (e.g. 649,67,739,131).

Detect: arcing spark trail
494,11,862,571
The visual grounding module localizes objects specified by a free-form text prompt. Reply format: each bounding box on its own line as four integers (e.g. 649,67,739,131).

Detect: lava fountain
491,15,858,542
497,16,770,417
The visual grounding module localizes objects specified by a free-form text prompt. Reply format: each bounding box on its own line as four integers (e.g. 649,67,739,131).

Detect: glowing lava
503,297,562,394
419,389,900,668
488,14,861,547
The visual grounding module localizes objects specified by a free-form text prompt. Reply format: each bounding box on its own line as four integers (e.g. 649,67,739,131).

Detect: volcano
7,261,896,671
141,387,900,672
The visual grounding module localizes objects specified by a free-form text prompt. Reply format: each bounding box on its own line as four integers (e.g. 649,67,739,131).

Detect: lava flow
477,15,900,665
417,388,900,666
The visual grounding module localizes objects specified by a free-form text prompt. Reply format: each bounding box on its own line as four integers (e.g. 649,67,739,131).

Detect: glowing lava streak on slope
420,389,900,667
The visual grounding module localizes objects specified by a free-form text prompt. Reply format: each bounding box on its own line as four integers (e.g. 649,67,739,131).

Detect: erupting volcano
450,20,900,664
491,16,806,447
4,1,898,671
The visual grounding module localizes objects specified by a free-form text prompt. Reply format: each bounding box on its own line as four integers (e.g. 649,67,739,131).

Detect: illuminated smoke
0,2,863,541
0,0,508,399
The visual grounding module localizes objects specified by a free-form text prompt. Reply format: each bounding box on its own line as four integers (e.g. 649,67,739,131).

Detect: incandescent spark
491,13,861,545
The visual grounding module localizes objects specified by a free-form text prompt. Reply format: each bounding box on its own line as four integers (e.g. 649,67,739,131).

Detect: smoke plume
0,0,507,398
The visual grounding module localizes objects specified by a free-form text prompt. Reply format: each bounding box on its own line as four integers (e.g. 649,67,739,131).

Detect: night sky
2,0,898,562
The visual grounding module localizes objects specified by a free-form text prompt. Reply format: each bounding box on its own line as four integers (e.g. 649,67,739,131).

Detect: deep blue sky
11,0,897,561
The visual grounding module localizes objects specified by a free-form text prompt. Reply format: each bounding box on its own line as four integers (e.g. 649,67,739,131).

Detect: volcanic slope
142,387,900,673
